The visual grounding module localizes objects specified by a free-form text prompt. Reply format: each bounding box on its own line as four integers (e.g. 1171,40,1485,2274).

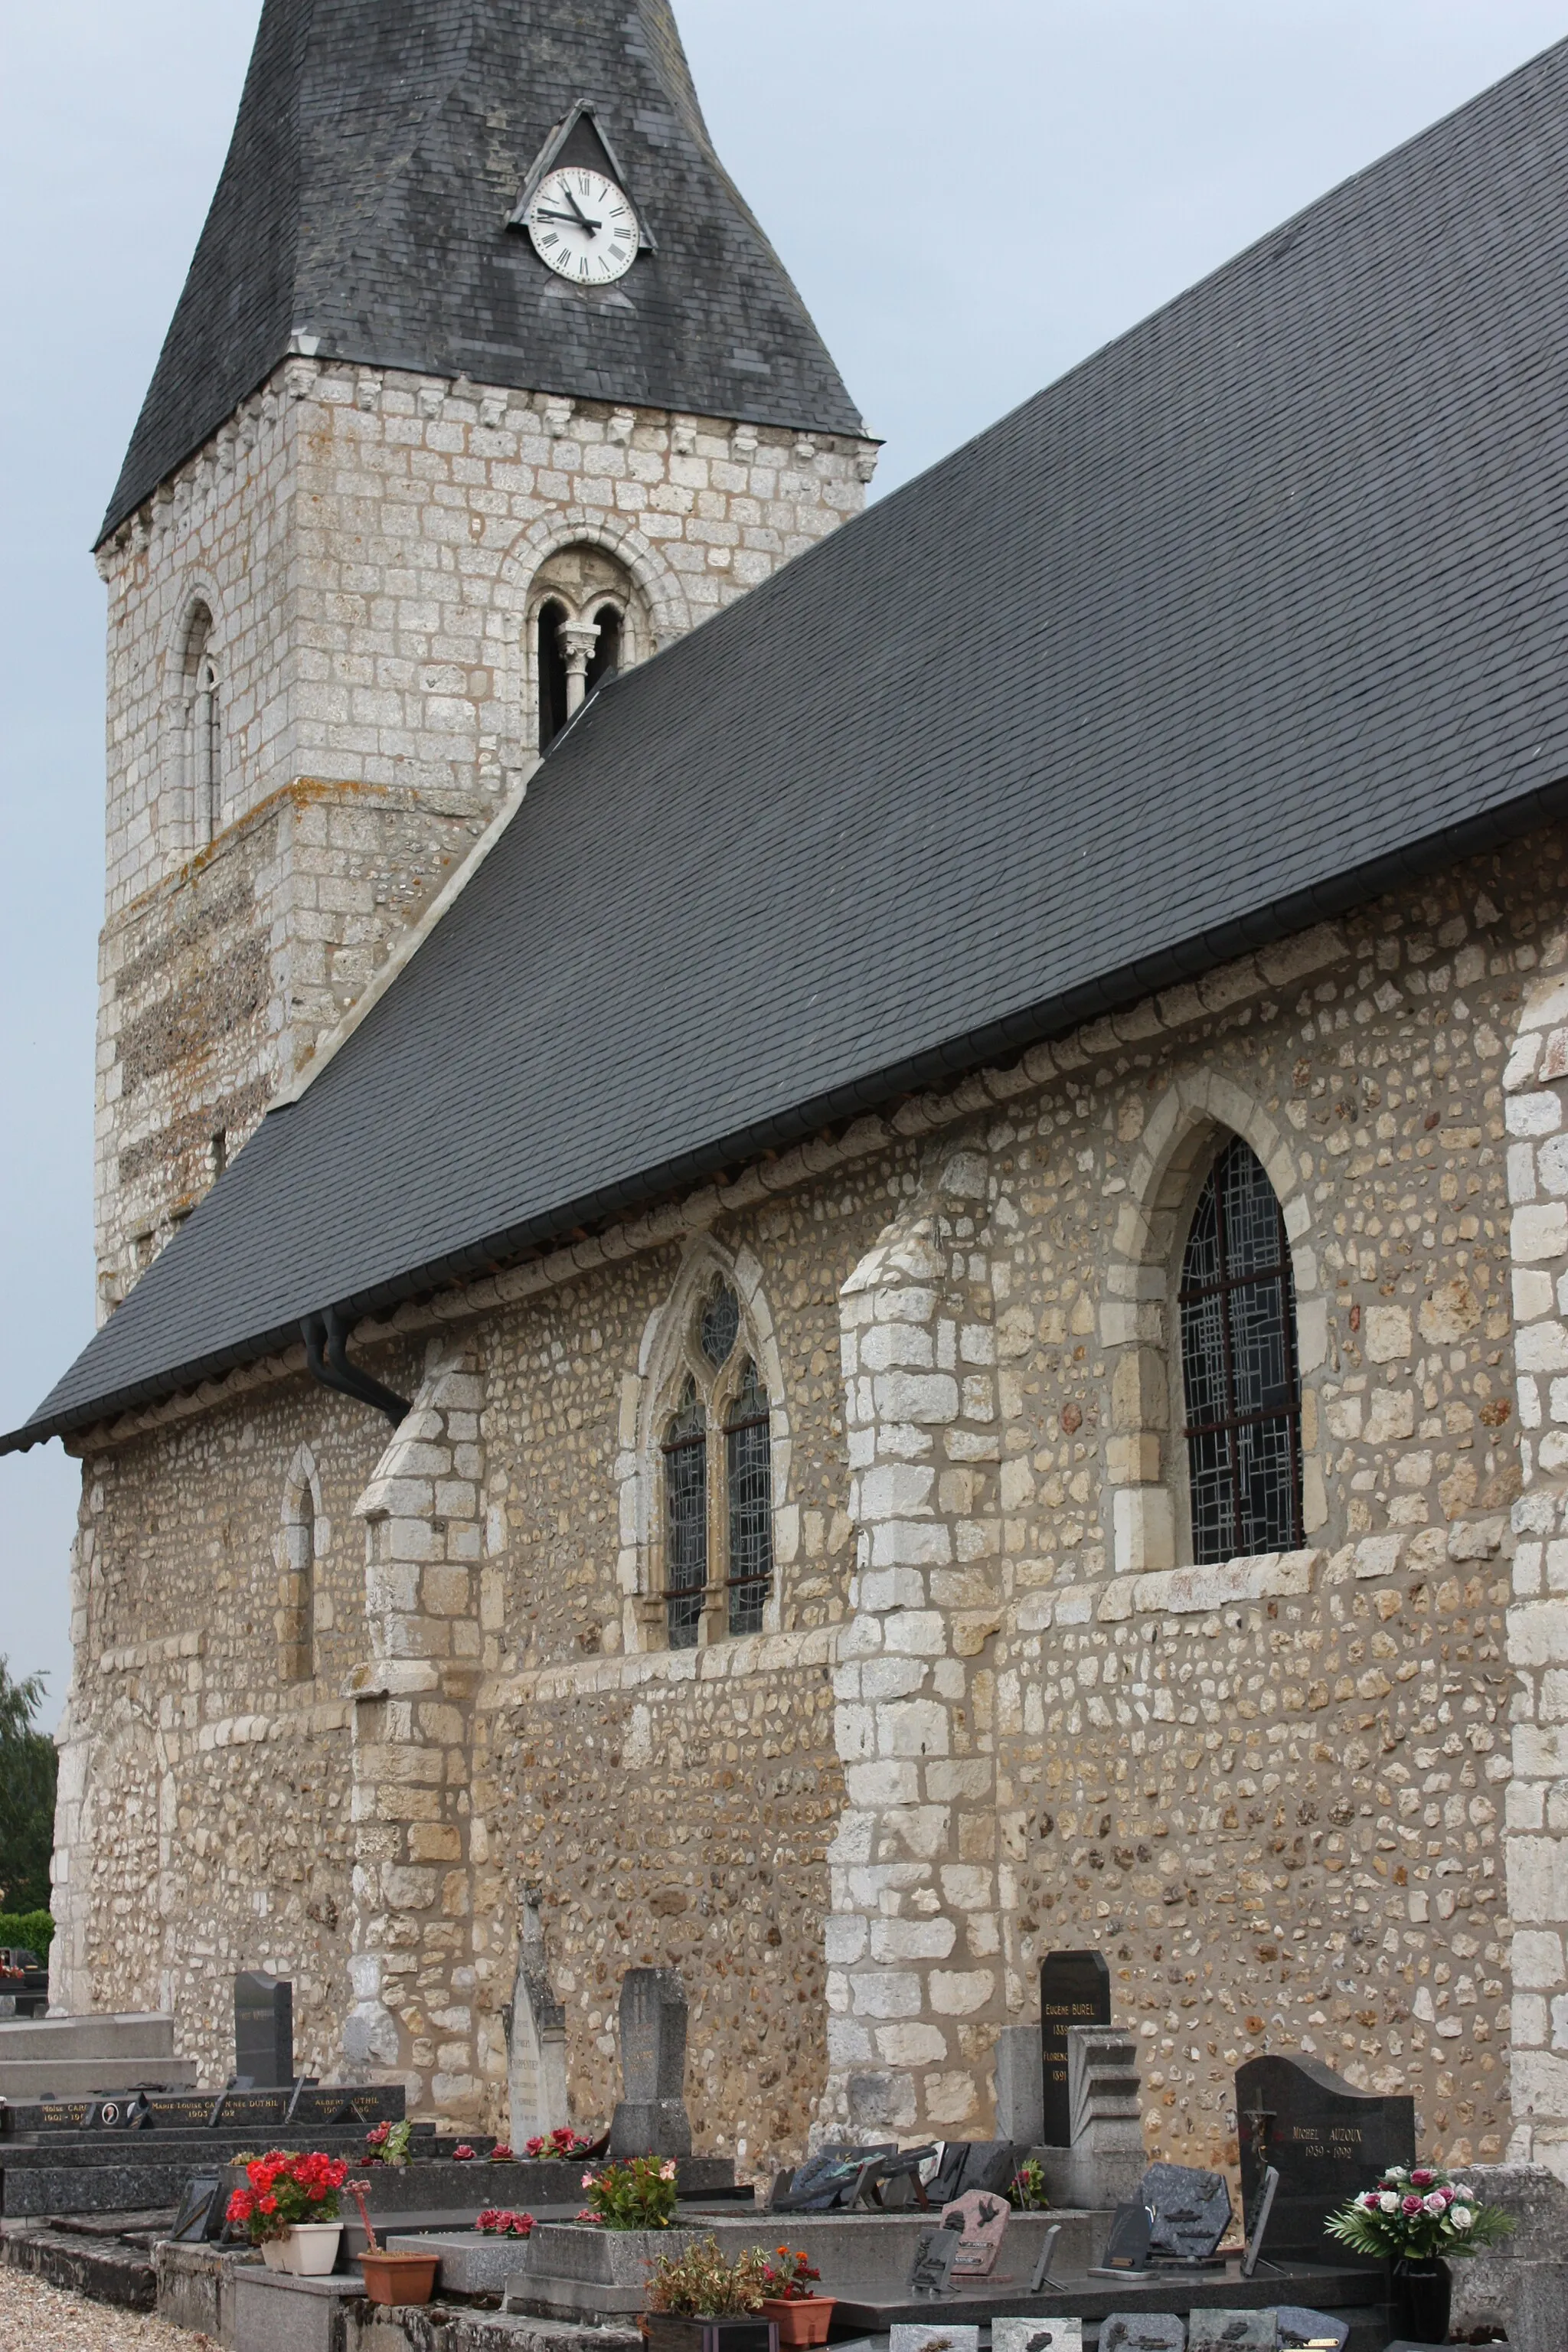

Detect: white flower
1451,2183,1475,2200
1379,2192,1400,2213
1423,2192,1447,2215
1451,2207,1474,2232
1386,2167,1409,2181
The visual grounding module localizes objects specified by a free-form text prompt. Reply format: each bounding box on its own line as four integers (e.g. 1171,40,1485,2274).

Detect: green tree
0,1661,56,1916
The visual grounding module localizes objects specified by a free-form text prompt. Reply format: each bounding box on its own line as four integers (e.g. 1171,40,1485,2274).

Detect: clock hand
560,185,601,235
535,207,600,230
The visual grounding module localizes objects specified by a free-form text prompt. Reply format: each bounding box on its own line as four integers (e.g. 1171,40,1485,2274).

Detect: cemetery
1,1956,1561,2352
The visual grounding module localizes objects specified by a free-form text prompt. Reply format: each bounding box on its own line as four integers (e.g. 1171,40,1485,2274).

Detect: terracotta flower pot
358,2249,439,2305
762,2297,835,2346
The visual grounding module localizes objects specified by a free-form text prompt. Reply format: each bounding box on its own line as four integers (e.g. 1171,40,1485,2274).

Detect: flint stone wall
93,358,875,1308
55,831,1568,2181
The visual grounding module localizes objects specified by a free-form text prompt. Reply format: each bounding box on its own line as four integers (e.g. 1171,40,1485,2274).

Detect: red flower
1401,2195,1423,2216
454,2145,476,2161
1410,2168,1435,2188
490,2145,514,2161
227,2191,255,2223
259,2194,279,2216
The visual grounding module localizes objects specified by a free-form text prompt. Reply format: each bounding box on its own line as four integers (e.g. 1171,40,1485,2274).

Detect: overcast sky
4,0,1567,1731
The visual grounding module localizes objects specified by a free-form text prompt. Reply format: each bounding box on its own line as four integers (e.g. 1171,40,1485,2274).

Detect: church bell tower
93,0,874,1315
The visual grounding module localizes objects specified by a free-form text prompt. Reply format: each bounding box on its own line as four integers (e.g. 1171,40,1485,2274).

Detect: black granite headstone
1236,2051,1414,2269
234,1971,293,2088
1038,1950,1111,2145
1141,2159,1231,2259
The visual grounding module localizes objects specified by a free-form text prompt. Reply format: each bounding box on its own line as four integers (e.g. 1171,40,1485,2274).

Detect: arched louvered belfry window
185,604,222,844
1178,1135,1303,1566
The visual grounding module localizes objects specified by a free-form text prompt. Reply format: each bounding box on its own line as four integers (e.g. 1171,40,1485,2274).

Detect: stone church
10,0,1568,2192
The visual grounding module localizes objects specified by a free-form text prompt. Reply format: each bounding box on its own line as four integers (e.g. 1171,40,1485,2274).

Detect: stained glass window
701,1282,741,1367
662,1378,707,1649
724,1360,773,1636
1179,1137,1302,1566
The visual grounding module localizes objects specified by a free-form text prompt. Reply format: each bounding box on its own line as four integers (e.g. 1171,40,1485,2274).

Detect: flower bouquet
1008,2158,1050,2212
226,2148,349,2275
1325,2162,1512,2343
526,2126,599,2159
477,2207,535,2237
362,2118,413,2167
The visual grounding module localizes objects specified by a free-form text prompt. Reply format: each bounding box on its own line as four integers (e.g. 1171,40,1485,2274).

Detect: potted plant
758,2246,835,2347
1325,2160,1513,2343
643,2234,776,2352
225,2148,349,2275
580,2153,681,2230
345,2178,439,2306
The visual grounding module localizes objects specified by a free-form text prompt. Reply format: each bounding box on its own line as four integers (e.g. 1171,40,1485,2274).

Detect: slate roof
21,36,1568,1453
98,0,864,542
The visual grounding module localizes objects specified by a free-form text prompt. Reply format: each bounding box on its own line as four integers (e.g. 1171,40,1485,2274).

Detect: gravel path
0,2267,213,2347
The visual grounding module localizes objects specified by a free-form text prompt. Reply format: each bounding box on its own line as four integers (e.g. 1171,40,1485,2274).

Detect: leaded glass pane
701,1283,741,1367
1179,1137,1302,1565
663,1378,707,1649
724,1360,772,1637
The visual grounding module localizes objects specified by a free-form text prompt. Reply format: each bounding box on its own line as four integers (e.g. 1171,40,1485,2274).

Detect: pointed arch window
1179,1135,1302,1565
657,1280,774,1648
281,1468,317,1683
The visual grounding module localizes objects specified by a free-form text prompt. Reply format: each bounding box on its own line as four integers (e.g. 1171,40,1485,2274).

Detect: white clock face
526,167,639,286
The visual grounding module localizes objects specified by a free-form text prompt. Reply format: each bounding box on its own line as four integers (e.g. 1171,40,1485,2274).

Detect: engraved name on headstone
1236,2051,1414,2269
1038,1950,1111,2146
234,1971,293,2088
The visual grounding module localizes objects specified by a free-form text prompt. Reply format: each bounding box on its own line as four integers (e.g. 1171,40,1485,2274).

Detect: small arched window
185,605,222,844
528,543,645,754
657,1281,775,1648
1179,1135,1302,1565
281,1475,316,1682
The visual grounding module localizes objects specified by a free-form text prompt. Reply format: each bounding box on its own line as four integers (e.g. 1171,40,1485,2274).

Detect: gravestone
1236,2052,1414,2269
1099,2318,1186,2352
234,1971,292,2087
607,1967,692,2158
939,2187,1010,2275
1141,2161,1230,2260
994,2322,1083,2352
1039,1951,1110,2145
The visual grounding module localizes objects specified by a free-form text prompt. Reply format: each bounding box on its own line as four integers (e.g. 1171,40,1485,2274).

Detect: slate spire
100,0,863,542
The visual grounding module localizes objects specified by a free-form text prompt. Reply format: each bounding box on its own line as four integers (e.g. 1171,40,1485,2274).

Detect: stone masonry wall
56,831,1568,2184
91,358,876,1304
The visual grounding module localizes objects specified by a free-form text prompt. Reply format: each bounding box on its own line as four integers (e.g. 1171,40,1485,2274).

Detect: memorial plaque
170,2176,222,2242
234,1970,293,2087
1140,2161,1230,2261
1236,2052,1414,2269
906,2225,963,2300
1094,2199,1152,2273
1099,2318,1185,2352
1276,2313,1348,2352
609,1966,691,2157
891,2324,977,2352
939,2187,1010,2275
1038,1951,1110,2145
993,2321,1083,2352
1188,2315,1277,2350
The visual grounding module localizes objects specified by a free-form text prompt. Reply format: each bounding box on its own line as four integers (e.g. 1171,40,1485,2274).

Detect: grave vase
644,2320,778,2352
278,2220,344,2276
1392,2255,1450,2344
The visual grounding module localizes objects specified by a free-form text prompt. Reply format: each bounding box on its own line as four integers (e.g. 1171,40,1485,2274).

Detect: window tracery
655,1279,773,1648
1178,1134,1302,1563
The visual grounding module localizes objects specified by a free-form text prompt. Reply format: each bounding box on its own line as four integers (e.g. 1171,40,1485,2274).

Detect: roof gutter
9,769,1568,1457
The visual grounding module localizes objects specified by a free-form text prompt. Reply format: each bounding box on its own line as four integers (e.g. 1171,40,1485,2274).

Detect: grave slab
890,2325,979,2352
1099,2316,1186,2352
992,2318,1084,2352
1187,2313,1277,2348
234,2266,361,2352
